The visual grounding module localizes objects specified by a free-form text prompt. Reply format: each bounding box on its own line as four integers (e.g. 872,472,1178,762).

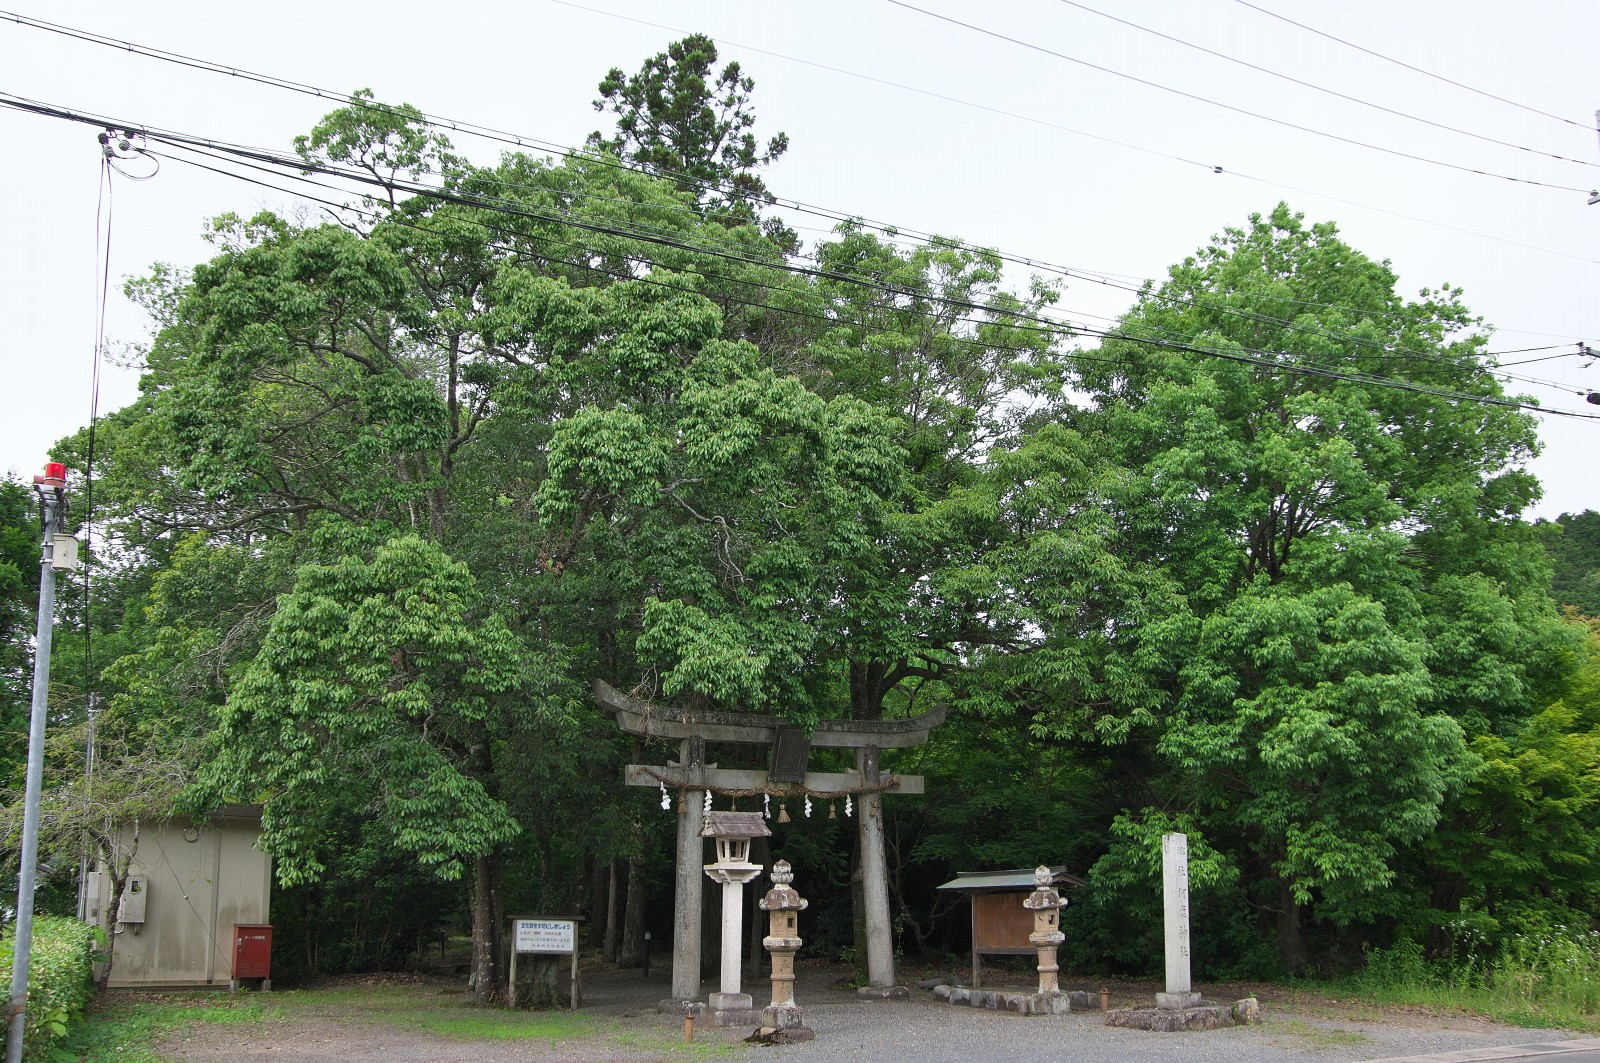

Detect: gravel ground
159,964,1591,1063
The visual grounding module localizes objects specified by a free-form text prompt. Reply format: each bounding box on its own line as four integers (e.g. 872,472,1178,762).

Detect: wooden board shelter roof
593,679,946,749
936,867,1086,894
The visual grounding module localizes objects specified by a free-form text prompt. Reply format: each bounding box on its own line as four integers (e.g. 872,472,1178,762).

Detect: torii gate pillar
670,737,705,1002
856,745,905,998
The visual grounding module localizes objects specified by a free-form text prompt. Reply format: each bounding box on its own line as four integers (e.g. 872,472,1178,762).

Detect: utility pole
6,463,73,1063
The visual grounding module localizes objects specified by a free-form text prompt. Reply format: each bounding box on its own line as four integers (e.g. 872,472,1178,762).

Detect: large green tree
1034,204,1575,969
588,33,792,246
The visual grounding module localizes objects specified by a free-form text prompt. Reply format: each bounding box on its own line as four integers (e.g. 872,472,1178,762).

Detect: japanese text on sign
514,918,575,954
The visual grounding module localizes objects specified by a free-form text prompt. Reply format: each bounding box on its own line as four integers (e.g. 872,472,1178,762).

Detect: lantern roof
701,811,772,839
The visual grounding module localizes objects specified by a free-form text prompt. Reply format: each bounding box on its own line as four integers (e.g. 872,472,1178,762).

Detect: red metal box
232,924,272,979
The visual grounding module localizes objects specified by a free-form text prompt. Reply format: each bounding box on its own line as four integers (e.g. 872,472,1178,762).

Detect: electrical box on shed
232,924,272,980
82,870,104,923
118,875,148,924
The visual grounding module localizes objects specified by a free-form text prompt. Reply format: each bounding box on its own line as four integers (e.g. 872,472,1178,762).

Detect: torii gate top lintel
592,679,946,750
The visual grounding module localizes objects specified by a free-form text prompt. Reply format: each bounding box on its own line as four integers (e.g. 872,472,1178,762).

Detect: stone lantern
701,811,769,1024
757,860,813,1041
1021,865,1068,997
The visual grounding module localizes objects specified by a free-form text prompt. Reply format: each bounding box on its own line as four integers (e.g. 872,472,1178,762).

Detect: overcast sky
2,0,1596,518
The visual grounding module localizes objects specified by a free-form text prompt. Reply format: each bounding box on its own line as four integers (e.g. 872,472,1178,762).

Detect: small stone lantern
757,860,813,1040
701,811,769,1022
1021,865,1068,996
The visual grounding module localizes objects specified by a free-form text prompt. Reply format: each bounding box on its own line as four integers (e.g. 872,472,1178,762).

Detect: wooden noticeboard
936,868,1082,989
973,892,1037,953
507,916,581,1010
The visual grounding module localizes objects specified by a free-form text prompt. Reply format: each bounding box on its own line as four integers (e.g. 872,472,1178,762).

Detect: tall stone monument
1157,832,1200,1009
1104,830,1259,1031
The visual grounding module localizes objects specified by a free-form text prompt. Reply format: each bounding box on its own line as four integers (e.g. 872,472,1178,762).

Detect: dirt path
147,966,1586,1063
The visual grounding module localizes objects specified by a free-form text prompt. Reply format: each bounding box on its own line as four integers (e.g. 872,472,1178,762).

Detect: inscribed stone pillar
1157,832,1200,1009
714,877,747,1007
670,738,705,1002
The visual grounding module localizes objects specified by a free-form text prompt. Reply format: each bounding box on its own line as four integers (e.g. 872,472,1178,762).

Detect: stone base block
655,998,700,1015
1156,991,1203,1009
932,985,1076,1015
708,991,752,1011
761,1004,807,1030
1105,1002,1237,1032
855,984,910,1000
689,1002,763,1028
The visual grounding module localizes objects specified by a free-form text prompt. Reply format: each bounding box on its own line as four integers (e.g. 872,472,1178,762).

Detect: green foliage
31,41,1600,990
1348,924,1600,1031
1049,204,1565,967
588,33,789,237
190,530,545,885
1546,510,1600,617
0,916,97,1060
0,476,37,769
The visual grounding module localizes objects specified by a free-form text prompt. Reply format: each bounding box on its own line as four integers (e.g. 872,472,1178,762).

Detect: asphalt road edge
1363,1038,1600,1063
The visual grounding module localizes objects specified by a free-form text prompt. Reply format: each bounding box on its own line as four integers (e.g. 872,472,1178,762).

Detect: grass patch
57,982,610,1059
1333,932,1600,1034
58,996,278,1062
1266,1018,1372,1048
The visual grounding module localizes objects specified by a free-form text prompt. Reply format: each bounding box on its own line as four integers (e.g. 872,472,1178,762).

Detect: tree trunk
516,955,564,1008
747,836,770,973
620,851,646,966
1276,877,1307,974
603,860,620,963
588,855,609,950
471,848,505,1005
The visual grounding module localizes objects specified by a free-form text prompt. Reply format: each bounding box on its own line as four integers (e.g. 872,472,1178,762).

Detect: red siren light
34,463,68,489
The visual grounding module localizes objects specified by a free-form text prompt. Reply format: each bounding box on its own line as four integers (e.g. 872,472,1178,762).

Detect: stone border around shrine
1105,996,1261,1031
932,985,1096,1015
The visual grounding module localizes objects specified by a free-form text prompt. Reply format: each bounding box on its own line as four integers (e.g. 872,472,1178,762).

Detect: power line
882,0,1591,194
4,88,1590,420
1054,0,1597,170
3,87,1591,407
1233,0,1593,132
1319,0,1590,107
9,3,1600,285
117,124,1600,421
542,0,1600,270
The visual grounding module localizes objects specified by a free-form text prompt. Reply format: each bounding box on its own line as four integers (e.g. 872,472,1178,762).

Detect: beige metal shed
81,804,272,988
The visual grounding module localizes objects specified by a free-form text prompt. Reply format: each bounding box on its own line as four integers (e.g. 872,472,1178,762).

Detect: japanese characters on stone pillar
1021,865,1068,996
757,860,813,1041
1157,832,1201,1009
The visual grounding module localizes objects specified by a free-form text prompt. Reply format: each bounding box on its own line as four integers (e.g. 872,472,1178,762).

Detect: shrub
0,916,98,1060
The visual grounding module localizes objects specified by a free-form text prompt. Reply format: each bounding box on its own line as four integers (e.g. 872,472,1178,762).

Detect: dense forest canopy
3,35,1595,997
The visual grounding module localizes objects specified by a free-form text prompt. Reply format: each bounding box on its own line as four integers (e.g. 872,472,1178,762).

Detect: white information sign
514,918,576,954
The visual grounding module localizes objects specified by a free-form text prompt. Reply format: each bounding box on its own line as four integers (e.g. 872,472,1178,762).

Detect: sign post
507,917,581,1011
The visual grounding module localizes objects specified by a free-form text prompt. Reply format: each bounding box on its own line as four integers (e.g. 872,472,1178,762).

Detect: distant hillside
1547,510,1600,617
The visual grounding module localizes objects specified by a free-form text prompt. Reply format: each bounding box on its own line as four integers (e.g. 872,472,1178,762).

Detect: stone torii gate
594,680,944,1002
